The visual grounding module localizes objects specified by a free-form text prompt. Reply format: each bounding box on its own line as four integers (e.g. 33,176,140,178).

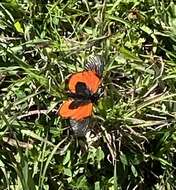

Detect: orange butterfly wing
59,99,93,121
68,71,100,94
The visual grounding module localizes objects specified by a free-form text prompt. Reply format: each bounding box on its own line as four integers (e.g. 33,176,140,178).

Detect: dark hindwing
85,55,104,77
70,118,90,136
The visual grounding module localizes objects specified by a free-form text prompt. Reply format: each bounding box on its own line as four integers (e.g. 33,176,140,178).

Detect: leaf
0,160,9,189
14,21,24,33
140,25,153,35
120,153,128,166
64,168,72,177
63,150,71,165
21,130,54,147
119,47,142,62
96,147,104,162
76,176,88,190
131,165,138,177
108,15,131,27
94,181,100,190
96,147,105,169
14,90,43,106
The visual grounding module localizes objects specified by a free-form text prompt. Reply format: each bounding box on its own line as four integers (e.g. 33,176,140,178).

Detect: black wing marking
67,82,91,99
75,82,91,97
76,82,87,94
68,99,89,109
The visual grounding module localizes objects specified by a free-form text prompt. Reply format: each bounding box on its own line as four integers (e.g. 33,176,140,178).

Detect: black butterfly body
67,82,100,109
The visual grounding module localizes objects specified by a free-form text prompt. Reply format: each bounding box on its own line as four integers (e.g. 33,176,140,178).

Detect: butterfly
58,56,104,135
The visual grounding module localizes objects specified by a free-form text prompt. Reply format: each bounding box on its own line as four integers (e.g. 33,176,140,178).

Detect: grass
1,0,176,189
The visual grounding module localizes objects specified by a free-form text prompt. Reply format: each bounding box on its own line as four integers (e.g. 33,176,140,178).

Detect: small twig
2,137,33,149
0,36,22,42
17,109,57,120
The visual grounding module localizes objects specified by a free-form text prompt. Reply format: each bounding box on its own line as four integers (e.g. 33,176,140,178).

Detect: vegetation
1,0,176,189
